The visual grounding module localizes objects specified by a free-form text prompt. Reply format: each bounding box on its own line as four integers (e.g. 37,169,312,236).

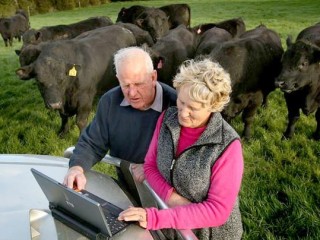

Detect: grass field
0,0,319,239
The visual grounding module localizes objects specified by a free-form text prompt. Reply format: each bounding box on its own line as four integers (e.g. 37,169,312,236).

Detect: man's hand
131,163,145,183
63,166,86,190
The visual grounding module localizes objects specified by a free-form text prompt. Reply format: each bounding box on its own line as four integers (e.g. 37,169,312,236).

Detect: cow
0,10,29,47
145,24,199,87
116,5,147,23
116,4,191,29
20,16,113,49
18,22,154,69
275,22,320,140
115,22,154,46
195,27,233,56
159,3,191,28
192,18,246,38
133,7,170,42
16,25,137,137
208,25,284,139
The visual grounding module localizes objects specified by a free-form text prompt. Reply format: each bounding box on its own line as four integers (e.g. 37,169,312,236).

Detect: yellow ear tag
69,65,77,77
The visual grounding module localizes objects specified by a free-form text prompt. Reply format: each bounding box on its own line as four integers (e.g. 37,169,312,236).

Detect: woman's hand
118,206,147,228
131,163,145,183
167,190,191,207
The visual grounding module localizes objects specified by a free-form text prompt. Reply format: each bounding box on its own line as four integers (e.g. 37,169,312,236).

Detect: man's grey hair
114,46,154,75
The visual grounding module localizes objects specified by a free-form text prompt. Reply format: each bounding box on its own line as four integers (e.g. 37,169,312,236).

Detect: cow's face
34,57,78,111
275,40,320,93
222,92,263,120
136,10,169,42
223,94,248,119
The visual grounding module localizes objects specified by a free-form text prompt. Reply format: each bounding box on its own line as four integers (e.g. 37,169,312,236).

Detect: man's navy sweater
69,82,177,170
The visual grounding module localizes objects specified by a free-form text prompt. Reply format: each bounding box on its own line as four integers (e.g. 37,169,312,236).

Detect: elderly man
63,46,177,194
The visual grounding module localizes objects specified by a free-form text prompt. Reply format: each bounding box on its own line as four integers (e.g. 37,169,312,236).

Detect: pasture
0,0,319,239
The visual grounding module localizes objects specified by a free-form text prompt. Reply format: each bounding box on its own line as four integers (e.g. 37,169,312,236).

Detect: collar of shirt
120,82,163,112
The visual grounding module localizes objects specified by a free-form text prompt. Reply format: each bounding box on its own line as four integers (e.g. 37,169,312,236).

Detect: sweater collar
120,82,163,112
165,107,224,146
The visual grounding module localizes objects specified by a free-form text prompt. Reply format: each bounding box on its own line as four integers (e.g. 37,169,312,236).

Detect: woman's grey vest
157,107,243,240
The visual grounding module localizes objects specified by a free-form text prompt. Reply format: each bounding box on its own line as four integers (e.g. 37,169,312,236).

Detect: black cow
146,24,199,87
16,25,136,137
209,25,284,139
275,23,320,140
115,22,154,46
116,4,191,29
159,3,191,28
133,8,170,42
192,18,246,38
21,16,113,48
18,22,154,68
0,10,29,47
195,27,233,56
116,5,147,23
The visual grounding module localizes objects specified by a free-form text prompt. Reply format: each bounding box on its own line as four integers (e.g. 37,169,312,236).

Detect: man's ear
151,69,158,82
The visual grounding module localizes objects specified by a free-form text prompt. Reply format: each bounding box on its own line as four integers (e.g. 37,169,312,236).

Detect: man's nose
128,86,137,97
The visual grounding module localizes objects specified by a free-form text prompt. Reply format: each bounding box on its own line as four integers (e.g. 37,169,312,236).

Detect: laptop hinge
49,203,109,240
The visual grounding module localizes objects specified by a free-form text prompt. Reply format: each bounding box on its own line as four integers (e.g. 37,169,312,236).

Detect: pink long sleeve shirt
144,112,244,230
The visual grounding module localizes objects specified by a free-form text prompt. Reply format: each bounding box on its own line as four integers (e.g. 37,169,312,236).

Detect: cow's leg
58,113,69,138
75,111,89,135
9,36,13,46
4,38,8,47
312,107,320,140
283,94,300,139
241,93,262,140
241,105,257,140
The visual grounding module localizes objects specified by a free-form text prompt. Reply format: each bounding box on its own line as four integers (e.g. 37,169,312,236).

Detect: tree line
0,0,138,16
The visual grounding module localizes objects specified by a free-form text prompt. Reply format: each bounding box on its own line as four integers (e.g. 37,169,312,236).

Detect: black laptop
31,168,129,239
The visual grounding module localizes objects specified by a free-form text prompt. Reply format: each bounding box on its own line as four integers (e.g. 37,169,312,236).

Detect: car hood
0,154,153,240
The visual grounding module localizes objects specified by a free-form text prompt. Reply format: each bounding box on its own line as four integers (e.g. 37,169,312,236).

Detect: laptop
31,168,129,239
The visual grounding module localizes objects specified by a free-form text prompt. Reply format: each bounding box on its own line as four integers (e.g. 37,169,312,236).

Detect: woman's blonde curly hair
173,58,232,112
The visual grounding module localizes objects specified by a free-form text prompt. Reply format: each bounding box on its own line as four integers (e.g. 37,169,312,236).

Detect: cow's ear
286,35,293,48
35,31,41,41
155,56,165,70
120,7,126,16
15,49,21,56
16,65,35,80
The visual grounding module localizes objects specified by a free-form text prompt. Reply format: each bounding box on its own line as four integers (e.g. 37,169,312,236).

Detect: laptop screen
31,168,126,237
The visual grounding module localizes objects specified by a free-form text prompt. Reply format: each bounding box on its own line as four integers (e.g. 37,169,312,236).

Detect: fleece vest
157,107,243,240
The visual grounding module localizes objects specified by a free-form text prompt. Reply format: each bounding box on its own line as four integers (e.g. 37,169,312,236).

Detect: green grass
0,0,319,239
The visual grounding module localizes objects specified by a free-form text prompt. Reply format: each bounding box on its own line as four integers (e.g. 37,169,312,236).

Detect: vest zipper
170,158,176,184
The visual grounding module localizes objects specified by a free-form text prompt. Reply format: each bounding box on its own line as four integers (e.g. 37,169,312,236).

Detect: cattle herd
1,4,319,140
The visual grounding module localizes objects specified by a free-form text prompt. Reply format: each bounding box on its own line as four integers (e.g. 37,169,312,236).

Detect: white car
0,152,197,240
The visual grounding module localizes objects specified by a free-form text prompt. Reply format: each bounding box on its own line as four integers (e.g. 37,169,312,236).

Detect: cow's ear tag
69,65,77,77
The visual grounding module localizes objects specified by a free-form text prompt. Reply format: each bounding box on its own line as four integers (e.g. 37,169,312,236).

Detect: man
63,46,176,194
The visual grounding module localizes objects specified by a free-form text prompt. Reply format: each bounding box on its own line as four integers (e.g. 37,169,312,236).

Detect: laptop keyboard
80,190,129,235
102,208,129,235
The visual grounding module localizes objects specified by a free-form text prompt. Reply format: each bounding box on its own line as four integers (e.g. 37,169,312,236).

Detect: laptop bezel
31,168,116,237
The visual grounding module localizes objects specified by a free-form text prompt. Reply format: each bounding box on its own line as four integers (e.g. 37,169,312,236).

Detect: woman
118,58,244,239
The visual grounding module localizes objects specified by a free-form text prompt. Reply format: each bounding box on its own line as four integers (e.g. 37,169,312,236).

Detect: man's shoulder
101,86,123,101
159,82,175,93
159,82,177,100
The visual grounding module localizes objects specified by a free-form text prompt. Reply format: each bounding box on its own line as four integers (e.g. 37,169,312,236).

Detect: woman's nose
180,107,190,117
